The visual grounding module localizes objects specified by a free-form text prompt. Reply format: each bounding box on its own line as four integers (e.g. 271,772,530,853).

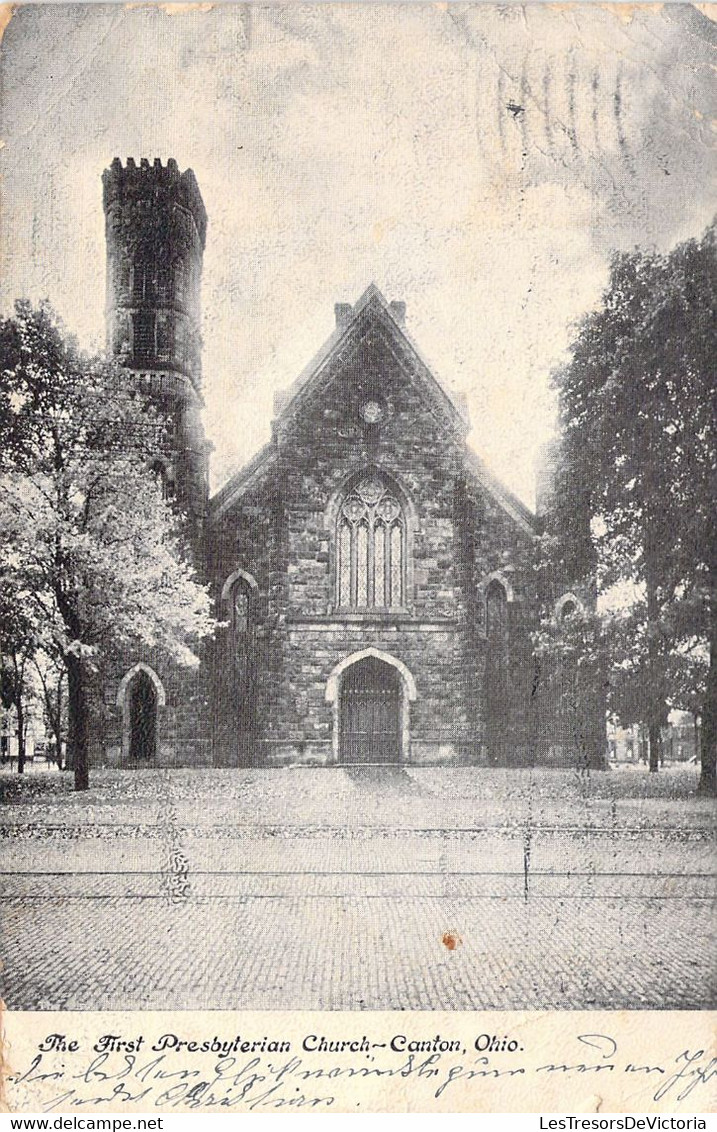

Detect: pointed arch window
228,577,255,707
336,475,406,609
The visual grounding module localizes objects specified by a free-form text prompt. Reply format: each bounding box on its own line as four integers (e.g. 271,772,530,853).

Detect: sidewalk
1,765,714,1011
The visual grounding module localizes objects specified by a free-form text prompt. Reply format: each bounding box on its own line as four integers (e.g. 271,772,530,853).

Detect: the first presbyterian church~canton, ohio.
98,156,605,771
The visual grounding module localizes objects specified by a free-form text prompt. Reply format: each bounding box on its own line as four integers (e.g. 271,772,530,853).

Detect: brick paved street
1,766,715,1010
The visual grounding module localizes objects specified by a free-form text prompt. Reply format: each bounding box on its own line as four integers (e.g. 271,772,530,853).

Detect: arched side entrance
117,663,165,760
325,648,417,765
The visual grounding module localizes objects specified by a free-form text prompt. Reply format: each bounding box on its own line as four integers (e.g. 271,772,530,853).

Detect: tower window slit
133,311,155,360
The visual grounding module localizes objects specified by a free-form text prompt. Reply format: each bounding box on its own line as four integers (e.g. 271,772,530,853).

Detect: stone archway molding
325,647,417,704
117,662,166,708
480,570,515,603
554,591,585,620
221,567,259,602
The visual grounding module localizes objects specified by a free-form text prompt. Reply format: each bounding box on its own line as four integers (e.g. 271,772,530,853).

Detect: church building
98,157,604,770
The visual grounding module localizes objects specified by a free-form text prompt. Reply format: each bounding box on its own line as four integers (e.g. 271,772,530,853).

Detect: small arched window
228,577,255,706
560,599,578,621
555,593,584,623
336,475,406,609
232,583,250,647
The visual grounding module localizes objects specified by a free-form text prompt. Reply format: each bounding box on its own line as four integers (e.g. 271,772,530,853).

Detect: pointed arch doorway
129,670,157,760
118,663,165,761
340,657,400,764
326,649,417,765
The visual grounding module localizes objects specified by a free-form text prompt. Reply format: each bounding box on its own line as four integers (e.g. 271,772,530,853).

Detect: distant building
93,157,605,769
1,705,44,765
608,716,700,764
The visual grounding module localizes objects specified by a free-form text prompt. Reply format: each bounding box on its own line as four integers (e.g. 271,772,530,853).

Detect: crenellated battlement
102,156,207,247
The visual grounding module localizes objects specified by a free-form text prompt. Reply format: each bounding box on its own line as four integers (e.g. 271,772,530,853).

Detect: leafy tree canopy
548,221,715,789
0,300,217,788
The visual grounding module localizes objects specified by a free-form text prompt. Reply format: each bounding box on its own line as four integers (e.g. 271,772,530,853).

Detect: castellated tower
102,157,209,540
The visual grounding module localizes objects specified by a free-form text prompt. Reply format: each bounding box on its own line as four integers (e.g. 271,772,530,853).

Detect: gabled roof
463,448,536,535
273,282,469,435
211,441,276,518
210,284,537,533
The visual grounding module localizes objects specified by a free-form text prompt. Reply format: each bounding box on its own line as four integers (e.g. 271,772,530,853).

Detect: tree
0,301,217,790
0,581,43,775
550,220,716,790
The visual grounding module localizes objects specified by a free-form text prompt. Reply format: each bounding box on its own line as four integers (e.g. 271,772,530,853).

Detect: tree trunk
645,567,663,775
698,582,716,795
648,722,660,774
693,712,699,762
12,654,26,775
15,694,25,775
67,653,89,791
56,674,65,769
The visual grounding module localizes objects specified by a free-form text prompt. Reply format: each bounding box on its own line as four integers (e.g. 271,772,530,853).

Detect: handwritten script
10,1032,717,1112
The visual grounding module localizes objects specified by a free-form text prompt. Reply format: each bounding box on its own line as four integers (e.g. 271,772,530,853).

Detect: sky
1,2,714,506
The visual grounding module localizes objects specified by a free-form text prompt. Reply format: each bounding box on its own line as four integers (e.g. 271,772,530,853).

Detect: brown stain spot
442,931,462,951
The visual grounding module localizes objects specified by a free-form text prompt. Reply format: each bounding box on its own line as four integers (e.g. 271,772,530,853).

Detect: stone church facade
96,158,605,770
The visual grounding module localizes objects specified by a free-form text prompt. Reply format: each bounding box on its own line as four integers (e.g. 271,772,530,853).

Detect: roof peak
335,284,406,330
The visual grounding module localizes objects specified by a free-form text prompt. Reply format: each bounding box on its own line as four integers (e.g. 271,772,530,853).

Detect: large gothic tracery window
336,475,406,609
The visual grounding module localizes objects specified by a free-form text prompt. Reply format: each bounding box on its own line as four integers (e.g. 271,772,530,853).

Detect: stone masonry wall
209,308,539,766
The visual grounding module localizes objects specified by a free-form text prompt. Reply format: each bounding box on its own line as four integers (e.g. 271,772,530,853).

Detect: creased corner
0,5,16,46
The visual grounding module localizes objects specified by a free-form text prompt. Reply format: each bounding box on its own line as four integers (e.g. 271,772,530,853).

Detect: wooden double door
339,657,401,764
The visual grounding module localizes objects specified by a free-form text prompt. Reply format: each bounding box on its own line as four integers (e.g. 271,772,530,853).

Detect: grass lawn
1,762,713,832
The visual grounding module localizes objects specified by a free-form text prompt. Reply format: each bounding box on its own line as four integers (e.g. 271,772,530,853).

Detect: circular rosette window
359,399,385,425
